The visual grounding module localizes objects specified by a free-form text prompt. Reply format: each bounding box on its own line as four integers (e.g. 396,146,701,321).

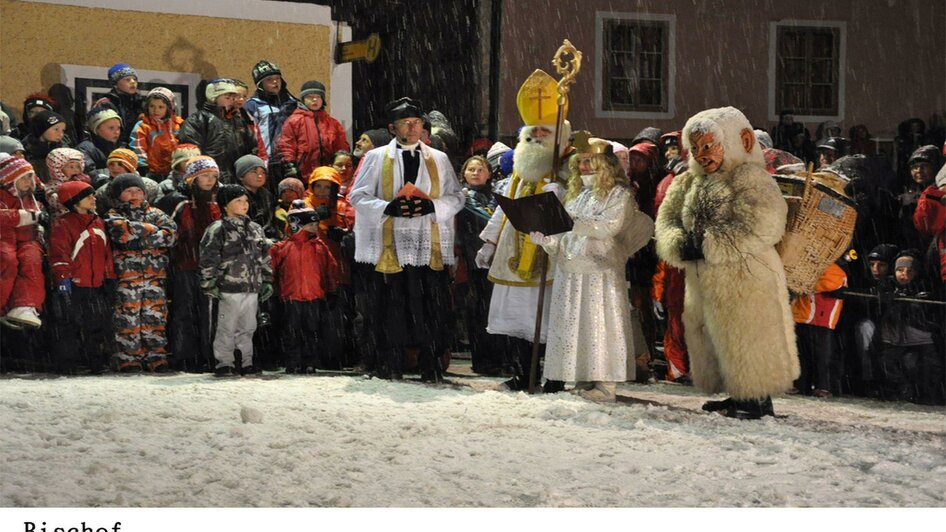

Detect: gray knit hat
235,154,266,180
0,135,25,155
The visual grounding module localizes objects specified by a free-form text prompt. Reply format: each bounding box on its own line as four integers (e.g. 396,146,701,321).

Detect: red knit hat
0,156,35,188
58,180,95,210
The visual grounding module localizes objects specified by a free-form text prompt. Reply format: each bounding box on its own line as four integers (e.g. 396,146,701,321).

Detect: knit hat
499,149,514,177
631,127,663,147
485,141,511,171
183,155,219,186
216,184,248,210
108,64,138,84
867,243,899,264
385,97,424,123
286,203,320,232
29,110,65,138
363,128,393,149
754,129,774,149
0,109,10,136
251,60,282,85
610,141,629,154
109,173,145,199
23,95,54,116
299,80,326,100
908,145,941,167
171,143,201,171
894,249,920,270
145,87,176,114
235,154,266,180
86,106,122,134
0,157,34,187
308,166,341,189
205,78,239,102
277,177,306,198
46,148,85,182
0,136,25,155
58,180,95,210
107,148,138,173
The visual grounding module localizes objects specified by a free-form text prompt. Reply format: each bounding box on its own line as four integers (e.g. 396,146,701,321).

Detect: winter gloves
384,196,435,217
200,278,221,299
680,232,704,262
259,282,274,303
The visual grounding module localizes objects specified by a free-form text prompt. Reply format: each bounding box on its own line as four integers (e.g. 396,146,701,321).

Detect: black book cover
494,191,573,235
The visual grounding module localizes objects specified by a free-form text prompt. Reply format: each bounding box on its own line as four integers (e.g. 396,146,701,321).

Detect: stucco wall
499,0,945,141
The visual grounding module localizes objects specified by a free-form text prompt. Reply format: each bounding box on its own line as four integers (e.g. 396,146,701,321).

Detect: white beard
513,138,554,183
352,146,366,158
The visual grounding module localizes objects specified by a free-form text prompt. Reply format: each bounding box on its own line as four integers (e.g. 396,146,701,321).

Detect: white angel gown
541,185,654,383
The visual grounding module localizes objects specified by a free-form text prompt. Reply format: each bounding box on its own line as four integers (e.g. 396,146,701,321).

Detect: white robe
349,140,464,267
541,186,654,382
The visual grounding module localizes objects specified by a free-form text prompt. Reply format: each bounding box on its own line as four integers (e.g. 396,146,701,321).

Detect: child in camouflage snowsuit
104,173,177,372
199,184,273,376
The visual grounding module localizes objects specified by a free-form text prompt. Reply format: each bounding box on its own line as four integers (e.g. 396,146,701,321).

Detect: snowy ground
1,366,944,508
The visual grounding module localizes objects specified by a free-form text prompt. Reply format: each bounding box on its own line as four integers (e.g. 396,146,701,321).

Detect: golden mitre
573,132,613,155
516,69,567,126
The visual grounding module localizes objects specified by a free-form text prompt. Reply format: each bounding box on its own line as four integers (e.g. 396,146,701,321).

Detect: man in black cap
348,97,465,381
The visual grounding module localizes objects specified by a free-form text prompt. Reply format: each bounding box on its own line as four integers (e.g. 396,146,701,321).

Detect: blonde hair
563,152,584,204
589,151,628,199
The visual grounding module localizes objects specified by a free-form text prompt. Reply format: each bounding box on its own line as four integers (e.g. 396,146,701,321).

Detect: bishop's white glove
529,231,551,247
475,242,496,269
542,182,563,200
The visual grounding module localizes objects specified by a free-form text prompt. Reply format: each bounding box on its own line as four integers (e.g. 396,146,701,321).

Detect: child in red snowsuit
0,156,46,329
48,180,117,372
269,203,339,373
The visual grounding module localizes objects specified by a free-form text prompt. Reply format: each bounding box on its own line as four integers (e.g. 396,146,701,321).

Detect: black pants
48,286,112,372
168,271,214,372
461,268,506,374
367,265,452,377
351,263,379,371
879,343,944,404
795,324,838,394
280,299,322,370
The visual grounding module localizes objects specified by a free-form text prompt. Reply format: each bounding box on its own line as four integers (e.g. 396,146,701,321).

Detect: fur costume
654,107,799,400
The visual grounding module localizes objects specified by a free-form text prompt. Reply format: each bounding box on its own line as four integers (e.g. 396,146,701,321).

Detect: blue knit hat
108,64,138,84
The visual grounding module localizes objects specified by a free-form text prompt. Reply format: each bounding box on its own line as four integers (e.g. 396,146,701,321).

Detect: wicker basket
773,172,857,293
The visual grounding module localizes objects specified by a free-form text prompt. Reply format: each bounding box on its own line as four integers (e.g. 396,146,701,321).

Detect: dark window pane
640,80,662,106
811,59,833,83
603,19,668,112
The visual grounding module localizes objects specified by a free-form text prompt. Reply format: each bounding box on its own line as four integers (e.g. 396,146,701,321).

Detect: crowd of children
0,61,942,406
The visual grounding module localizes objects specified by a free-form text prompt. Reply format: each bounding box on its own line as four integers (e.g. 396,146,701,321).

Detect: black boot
542,380,565,393
701,397,733,412
723,396,775,419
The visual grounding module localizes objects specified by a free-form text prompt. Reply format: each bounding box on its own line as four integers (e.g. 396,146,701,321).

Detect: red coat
270,230,339,302
913,185,946,281
277,107,350,179
48,212,116,287
171,199,221,272
0,188,41,246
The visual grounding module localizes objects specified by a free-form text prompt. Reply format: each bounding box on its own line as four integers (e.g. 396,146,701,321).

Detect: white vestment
541,186,654,382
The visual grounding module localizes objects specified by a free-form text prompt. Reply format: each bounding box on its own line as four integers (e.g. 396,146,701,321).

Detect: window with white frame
597,13,674,117
773,22,844,118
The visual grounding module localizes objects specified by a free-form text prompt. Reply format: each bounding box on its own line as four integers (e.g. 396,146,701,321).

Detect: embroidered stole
376,151,443,273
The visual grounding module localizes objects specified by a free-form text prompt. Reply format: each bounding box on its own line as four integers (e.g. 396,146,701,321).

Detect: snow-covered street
1,370,944,507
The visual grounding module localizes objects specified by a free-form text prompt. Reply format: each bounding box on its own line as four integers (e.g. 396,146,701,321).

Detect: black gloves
282,161,300,178
680,232,704,262
384,197,435,217
327,226,347,242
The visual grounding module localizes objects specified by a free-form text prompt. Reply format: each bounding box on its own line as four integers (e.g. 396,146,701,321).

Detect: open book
494,191,573,235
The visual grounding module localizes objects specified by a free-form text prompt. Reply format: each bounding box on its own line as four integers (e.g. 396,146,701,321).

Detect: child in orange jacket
130,87,184,179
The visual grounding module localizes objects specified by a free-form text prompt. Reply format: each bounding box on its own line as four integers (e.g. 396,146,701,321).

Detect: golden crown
516,69,567,126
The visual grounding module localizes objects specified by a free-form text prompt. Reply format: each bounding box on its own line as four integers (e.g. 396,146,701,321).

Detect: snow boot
542,380,565,393
723,397,775,420
701,397,733,412
5,307,41,328
578,382,617,402
214,365,236,377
